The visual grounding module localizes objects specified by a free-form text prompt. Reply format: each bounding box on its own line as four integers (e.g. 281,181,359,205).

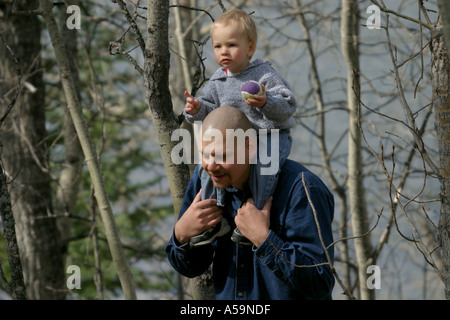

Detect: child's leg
231,130,292,245
251,130,292,210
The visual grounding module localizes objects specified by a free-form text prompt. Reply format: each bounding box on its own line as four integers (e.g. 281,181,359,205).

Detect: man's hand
244,84,267,108
174,189,223,245
235,197,272,247
185,91,201,115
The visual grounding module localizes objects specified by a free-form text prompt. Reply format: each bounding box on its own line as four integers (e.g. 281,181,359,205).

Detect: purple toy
241,81,263,100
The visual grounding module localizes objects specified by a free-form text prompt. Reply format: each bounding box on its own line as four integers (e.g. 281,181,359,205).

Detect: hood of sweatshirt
209,59,271,81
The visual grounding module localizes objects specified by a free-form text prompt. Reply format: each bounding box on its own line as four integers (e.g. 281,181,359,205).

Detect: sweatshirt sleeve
184,79,218,124
258,71,297,126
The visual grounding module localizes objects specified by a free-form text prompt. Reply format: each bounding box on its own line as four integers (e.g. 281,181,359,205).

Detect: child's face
211,23,255,74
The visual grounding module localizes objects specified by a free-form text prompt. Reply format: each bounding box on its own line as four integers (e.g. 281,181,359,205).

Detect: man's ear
246,137,257,162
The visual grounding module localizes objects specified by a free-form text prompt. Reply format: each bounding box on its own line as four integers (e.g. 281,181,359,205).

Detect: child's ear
248,42,256,58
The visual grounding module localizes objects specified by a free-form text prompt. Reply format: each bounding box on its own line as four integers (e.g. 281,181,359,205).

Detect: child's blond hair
211,9,258,46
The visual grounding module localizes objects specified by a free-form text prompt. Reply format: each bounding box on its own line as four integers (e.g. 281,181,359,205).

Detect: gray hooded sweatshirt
184,59,296,130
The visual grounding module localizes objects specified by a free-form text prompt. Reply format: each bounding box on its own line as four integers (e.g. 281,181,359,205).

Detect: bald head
199,106,257,170
202,106,253,135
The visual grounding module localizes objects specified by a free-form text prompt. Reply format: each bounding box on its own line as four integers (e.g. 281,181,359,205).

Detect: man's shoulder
280,160,331,191
279,159,307,177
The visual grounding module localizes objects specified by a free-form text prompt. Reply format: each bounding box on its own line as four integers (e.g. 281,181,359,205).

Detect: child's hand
185,91,201,115
245,84,267,108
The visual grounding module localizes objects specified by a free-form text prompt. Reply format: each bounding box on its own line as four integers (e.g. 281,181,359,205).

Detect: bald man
190,105,291,247
166,107,335,300
178,106,261,247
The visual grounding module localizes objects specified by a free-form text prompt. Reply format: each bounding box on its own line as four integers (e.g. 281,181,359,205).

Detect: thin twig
169,4,215,23
383,11,439,175
115,0,146,53
370,0,433,30
301,172,356,299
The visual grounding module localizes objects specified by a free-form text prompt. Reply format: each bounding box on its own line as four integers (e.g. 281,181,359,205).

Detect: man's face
201,133,251,190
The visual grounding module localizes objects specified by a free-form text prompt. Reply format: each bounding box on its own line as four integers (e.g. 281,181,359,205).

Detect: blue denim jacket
165,160,335,300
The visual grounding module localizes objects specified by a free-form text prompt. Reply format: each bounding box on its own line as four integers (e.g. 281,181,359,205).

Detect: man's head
200,106,256,190
210,9,257,73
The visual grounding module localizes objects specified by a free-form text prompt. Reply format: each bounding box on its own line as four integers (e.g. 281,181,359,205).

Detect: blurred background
0,0,447,300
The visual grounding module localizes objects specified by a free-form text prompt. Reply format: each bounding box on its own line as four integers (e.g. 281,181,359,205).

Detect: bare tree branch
370,0,433,30
38,0,137,299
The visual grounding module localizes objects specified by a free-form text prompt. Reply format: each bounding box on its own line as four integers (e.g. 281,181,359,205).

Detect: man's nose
206,159,221,171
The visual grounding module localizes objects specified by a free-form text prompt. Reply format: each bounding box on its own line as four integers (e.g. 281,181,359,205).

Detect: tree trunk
54,0,83,262
430,22,450,300
171,0,202,299
0,0,65,299
38,0,137,299
145,0,191,213
0,165,26,299
437,0,450,55
341,0,374,300
144,0,214,299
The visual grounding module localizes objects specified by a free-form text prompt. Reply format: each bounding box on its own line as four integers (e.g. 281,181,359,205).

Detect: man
165,106,335,300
